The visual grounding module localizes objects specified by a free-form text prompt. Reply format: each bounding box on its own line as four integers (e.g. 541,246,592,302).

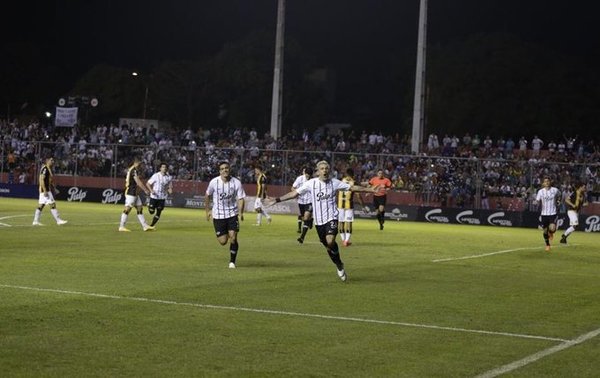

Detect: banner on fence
55,107,78,127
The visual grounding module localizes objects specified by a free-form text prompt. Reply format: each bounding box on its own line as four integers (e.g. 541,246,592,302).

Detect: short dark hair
346,168,354,176
254,164,263,171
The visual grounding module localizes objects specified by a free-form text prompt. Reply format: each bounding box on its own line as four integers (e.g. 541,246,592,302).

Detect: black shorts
213,216,240,237
373,195,387,208
298,203,313,216
316,220,339,245
148,198,166,211
540,215,557,229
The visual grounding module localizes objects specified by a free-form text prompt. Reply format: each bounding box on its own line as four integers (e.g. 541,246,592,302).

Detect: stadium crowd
2,118,599,210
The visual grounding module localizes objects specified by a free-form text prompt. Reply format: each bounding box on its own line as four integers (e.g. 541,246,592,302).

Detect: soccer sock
137,213,147,226
151,209,162,226
543,232,550,246
306,219,313,229
230,241,239,263
33,208,41,222
297,217,302,232
120,213,128,228
50,208,60,221
262,209,271,220
347,230,352,242
300,224,309,240
256,212,262,225
564,226,575,237
326,242,343,268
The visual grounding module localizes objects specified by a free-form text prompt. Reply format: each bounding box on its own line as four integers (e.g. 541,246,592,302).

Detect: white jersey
536,187,560,216
292,174,311,205
147,172,172,200
296,178,351,226
206,176,246,219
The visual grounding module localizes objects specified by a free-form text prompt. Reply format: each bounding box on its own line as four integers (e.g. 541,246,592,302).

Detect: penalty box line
0,283,567,343
475,327,600,378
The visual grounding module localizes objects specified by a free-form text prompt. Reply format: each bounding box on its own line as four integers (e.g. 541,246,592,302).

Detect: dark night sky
2,0,599,122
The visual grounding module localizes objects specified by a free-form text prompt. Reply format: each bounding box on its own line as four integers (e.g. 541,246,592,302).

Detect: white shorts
254,197,264,210
338,208,355,222
567,210,579,226
38,192,55,205
125,194,143,208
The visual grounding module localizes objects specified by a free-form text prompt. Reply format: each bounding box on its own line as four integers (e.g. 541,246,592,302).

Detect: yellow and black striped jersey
256,172,268,199
39,164,53,193
336,176,355,209
125,165,140,196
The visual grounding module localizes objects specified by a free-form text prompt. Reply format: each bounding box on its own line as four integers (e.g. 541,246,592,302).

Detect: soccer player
265,160,378,282
534,177,560,251
292,166,313,243
560,182,586,244
337,168,364,246
118,157,154,232
205,161,246,269
368,169,392,230
145,162,173,227
32,156,68,226
253,165,272,225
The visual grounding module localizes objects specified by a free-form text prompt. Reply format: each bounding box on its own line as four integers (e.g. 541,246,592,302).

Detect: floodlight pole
142,84,149,129
269,0,285,140
411,0,428,154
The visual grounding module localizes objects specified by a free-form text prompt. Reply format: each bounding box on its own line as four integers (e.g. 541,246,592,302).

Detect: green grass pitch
1,198,599,377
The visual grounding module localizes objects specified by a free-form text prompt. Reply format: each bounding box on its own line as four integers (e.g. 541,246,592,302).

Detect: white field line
0,283,567,343
475,327,600,378
0,219,198,228
432,245,572,263
0,215,29,227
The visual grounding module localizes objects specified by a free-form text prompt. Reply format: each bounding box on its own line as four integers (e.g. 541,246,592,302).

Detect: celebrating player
265,161,378,282
205,161,246,269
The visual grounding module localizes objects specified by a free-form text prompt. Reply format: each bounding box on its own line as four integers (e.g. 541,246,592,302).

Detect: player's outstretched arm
264,190,299,206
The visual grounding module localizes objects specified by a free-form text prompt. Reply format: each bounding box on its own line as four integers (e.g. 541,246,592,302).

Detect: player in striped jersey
118,157,154,232
205,161,246,269
560,182,586,244
32,156,68,226
145,162,173,227
534,177,561,251
336,168,364,246
253,165,272,226
292,167,313,243
265,161,378,282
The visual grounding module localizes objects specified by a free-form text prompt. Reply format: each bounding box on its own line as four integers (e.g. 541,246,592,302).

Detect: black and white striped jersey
206,176,246,219
292,174,311,205
147,172,172,200
536,187,560,216
296,178,351,226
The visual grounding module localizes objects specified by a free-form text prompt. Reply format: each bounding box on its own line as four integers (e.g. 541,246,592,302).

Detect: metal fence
2,141,599,210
